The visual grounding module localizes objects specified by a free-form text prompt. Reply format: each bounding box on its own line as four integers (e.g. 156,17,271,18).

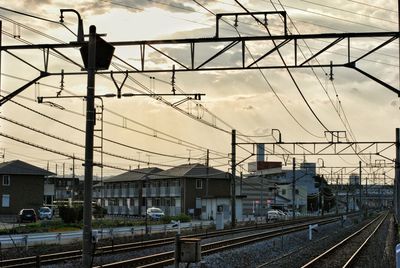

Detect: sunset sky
0,0,398,181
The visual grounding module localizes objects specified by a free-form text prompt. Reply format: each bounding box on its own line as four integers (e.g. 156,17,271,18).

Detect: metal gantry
0,9,399,268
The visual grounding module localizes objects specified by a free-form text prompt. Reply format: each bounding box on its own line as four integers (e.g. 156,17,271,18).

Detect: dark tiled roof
104,167,164,183
0,160,54,176
149,163,229,180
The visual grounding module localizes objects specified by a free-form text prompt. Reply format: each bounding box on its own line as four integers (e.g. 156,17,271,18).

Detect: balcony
112,188,121,197
120,188,128,198
169,186,181,196
104,189,112,198
128,188,139,197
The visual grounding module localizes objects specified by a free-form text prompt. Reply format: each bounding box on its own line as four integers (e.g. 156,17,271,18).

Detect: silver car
146,207,165,220
38,207,53,220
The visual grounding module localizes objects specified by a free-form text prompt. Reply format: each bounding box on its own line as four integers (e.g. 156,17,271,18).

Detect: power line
4,96,227,162
272,0,369,165
269,0,392,31
0,6,60,24
235,0,331,133
0,12,235,158
346,0,398,14
192,0,325,139
300,0,397,25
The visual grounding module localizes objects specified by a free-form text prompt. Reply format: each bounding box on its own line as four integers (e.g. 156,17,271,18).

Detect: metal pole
145,175,149,235
0,20,2,97
395,128,400,221
358,161,362,211
231,129,236,228
336,176,339,215
82,25,96,268
292,157,295,220
206,149,209,219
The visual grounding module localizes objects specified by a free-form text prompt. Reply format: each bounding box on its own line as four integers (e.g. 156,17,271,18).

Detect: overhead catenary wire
271,0,370,165
3,95,228,162
235,0,332,134
0,132,230,179
0,114,196,168
191,0,325,139
0,11,236,160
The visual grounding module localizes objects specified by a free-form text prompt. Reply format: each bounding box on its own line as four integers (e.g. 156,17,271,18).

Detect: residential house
93,167,163,216
94,163,243,221
44,176,83,206
0,160,53,216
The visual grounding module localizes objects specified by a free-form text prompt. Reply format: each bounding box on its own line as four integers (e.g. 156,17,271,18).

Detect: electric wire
0,25,230,160
192,0,325,139
272,0,370,165
345,0,398,14
0,115,191,168
299,0,397,25
0,13,234,159
0,132,229,178
4,94,227,162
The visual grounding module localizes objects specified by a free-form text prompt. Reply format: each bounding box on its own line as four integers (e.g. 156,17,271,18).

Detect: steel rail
93,217,343,268
0,217,314,267
0,213,360,267
301,212,388,268
342,213,388,267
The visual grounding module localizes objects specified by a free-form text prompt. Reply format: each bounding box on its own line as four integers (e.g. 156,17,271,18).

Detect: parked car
38,207,52,220
18,209,37,223
267,210,280,220
146,207,165,220
276,210,286,219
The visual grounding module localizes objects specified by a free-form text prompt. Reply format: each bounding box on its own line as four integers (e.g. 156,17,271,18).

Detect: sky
0,0,398,183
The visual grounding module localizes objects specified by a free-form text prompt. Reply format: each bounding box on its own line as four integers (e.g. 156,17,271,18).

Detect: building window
281,189,286,195
2,175,10,186
2,194,10,207
295,189,299,194
196,179,202,189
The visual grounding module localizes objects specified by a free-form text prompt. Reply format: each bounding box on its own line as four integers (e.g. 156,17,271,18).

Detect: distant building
349,174,360,185
94,163,243,221
0,160,53,216
44,176,83,206
242,161,317,214
93,167,163,216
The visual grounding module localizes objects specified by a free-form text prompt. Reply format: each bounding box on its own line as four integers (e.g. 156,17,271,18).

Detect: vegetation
58,205,83,224
160,213,191,224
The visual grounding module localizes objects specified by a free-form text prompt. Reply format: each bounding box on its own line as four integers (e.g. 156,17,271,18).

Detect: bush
161,213,191,224
93,204,107,218
58,206,83,224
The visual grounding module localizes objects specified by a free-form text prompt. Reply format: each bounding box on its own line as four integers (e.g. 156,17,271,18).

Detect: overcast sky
0,0,398,181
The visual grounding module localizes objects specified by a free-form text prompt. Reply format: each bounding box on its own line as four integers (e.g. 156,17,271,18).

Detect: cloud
242,105,254,110
110,0,196,13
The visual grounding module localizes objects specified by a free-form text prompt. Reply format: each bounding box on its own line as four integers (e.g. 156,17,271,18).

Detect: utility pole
321,177,324,216
206,149,209,219
365,173,368,216
359,161,362,214
395,128,400,221
231,129,236,228
72,155,75,203
292,157,295,220
336,176,339,215
82,25,96,268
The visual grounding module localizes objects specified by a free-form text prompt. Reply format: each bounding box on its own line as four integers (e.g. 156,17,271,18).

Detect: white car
38,207,52,220
267,210,280,220
146,207,165,220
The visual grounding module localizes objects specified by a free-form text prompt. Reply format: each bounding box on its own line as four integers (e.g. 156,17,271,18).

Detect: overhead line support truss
0,27,399,107
237,141,396,161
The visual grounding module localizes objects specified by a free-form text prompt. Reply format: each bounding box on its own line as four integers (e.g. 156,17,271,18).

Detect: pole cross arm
0,72,49,106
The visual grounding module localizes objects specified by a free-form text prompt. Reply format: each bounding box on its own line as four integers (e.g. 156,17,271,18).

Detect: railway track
301,212,388,268
0,213,355,267
93,217,341,268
